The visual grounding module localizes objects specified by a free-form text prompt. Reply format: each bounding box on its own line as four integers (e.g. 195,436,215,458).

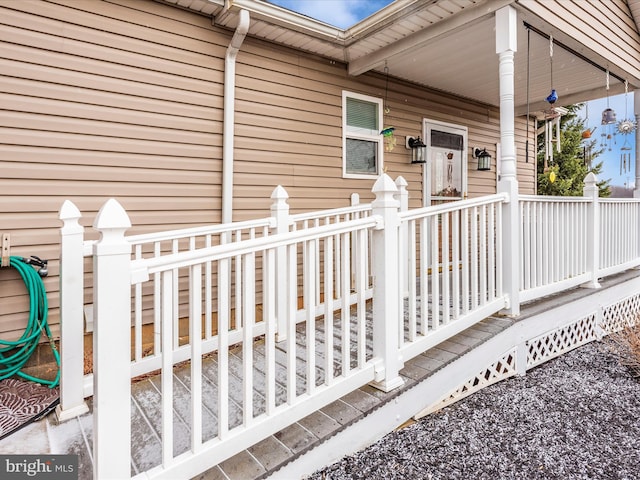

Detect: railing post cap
271,185,289,201
584,172,598,185
59,200,82,221
372,173,398,195
395,176,408,188
93,199,132,230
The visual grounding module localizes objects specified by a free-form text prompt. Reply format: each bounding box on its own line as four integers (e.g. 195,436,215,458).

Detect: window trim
342,91,384,179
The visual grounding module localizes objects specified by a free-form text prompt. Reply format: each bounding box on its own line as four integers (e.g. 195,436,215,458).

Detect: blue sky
267,0,393,28
267,0,636,187
579,93,636,188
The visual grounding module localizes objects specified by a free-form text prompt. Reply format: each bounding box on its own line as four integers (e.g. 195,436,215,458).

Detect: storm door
422,120,468,269
423,120,467,206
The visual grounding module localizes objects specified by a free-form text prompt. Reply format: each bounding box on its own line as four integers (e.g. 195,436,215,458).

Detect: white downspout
222,9,250,224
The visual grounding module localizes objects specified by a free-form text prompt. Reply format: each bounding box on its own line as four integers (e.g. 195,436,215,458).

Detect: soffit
158,0,637,112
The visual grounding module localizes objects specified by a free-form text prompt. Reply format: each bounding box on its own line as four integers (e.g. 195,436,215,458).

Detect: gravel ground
309,341,640,480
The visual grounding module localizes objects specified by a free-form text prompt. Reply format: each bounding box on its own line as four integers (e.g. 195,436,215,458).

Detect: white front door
422,120,468,206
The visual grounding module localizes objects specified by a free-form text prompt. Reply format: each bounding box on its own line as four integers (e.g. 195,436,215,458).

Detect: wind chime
600,69,617,152
543,35,561,171
617,80,637,175
380,62,396,152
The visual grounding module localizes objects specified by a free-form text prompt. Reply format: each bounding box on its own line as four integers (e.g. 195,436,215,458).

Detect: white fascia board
223,0,415,43
342,0,422,42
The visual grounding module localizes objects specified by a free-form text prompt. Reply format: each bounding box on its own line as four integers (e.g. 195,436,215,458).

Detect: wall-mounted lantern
473,147,492,171
406,136,427,164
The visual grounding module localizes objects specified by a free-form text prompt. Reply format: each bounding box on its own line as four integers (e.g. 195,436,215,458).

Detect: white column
370,174,404,392
55,201,90,422
634,90,640,197
496,6,520,316
92,199,132,480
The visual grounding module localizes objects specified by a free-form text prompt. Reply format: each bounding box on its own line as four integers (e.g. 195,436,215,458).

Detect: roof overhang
158,0,640,114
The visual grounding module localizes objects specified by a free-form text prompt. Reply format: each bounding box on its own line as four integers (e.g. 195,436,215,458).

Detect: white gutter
226,0,340,40
222,9,250,224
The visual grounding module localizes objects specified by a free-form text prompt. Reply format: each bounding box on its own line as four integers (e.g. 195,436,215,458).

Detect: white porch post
271,185,290,341
634,90,640,198
55,201,90,422
582,172,601,289
496,6,520,316
92,199,132,480
370,174,404,392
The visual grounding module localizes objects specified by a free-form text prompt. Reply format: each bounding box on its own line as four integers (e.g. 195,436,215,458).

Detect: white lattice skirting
601,292,640,334
416,291,640,418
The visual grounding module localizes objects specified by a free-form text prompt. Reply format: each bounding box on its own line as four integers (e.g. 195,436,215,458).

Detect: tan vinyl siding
232,34,531,212
0,0,536,342
518,0,640,81
0,0,225,340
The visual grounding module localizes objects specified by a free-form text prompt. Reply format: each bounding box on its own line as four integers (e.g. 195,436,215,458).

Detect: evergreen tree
537,104,611,197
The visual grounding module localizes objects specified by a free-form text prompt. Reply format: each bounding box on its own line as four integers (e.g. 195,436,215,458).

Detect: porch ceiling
159,0,640,114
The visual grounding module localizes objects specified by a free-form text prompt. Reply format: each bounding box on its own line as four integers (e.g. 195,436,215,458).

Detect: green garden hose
0,255,60,388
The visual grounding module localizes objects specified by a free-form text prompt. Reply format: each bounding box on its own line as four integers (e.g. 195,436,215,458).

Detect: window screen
346,138,377,174
343,92,382,177
347,97,378,134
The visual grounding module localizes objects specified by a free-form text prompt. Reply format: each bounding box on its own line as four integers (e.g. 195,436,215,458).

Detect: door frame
422,119,469,207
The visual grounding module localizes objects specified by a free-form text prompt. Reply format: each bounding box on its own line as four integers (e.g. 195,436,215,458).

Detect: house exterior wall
0,0,534,341
518,0,640,83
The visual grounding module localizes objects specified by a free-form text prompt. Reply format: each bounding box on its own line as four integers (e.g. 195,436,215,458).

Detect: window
343,91,383,178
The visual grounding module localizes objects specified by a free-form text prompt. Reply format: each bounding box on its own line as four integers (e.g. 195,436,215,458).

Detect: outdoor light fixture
406,136,427,164
474,148,492,171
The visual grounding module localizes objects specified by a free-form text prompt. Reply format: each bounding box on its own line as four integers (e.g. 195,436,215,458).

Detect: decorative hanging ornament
601,70,616,124
618,119,637,135
580,104,596,166
545,36,558,106
380,126,396,152
617,80,637,135
601,70,617,151
383,61,390,115
617,80,636,175
581,103,596,139
541,37,561,166
602,108,617,125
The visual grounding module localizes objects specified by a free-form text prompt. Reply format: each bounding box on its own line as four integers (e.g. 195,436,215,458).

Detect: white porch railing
519,172,640,302
599,198,640,276
518,194,591,301
56,172,640,479
398,193,509,362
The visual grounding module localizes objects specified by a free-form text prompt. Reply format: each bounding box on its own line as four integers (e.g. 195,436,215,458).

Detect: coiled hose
0,255,60,387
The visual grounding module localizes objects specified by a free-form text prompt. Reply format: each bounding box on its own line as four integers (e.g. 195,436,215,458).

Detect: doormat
0,378,59,440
